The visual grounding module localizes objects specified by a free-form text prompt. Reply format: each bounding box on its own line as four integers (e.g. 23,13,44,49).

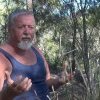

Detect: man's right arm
0,53,14,100
0,70,5,92
0,72,32,100
0,84,16,100
0,53,32,100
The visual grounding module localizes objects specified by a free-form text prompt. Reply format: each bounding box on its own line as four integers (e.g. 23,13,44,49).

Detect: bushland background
0,0,100,100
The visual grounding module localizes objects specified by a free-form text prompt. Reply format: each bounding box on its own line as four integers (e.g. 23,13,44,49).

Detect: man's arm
0,53,15,100
0,72,32,100
0,52,12,92
36,47,70,90
0,53,32,100
43,55,73,90
0,70,5,92
45,72,72,91
0,83,17,100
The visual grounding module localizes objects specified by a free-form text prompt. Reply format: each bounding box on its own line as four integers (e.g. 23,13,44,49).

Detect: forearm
0,84,19,100
0,90,13,100
46,77,68,90
0,92,14,100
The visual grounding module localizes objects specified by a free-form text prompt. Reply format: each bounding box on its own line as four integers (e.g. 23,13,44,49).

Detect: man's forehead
14,15,35,23
14,15,36,26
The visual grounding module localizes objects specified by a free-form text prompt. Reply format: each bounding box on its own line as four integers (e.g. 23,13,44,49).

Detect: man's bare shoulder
0,44,12,72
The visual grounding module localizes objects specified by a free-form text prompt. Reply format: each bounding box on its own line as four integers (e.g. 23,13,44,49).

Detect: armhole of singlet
0,48,14,66
31,46,45,64
31,47,41,59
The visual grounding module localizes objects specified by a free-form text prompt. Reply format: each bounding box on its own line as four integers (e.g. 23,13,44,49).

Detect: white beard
18,40,33,50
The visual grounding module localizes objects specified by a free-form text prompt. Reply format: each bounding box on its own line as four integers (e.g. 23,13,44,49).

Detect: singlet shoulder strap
0,47,44,66
31,46,42,58
31,46,44,64
0,48,14,65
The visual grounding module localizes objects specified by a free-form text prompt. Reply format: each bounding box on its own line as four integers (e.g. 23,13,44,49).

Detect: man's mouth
22,37,31,41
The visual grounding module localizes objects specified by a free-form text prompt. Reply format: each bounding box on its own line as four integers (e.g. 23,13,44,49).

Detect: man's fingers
5,73,32,94
20,77,29,85
14,75,23,84
26,82,32,91
5,71,14,85
15,77,32,91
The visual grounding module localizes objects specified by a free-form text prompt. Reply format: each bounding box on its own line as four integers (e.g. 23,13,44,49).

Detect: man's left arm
36,47,71,90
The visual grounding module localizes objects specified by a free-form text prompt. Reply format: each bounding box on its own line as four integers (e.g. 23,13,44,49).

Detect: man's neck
7,41,31,55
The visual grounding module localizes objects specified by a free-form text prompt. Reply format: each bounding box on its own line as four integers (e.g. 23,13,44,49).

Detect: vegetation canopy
0,0,100,100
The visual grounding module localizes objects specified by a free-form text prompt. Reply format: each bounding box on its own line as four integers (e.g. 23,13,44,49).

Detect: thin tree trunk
82,8,93,96
70,2,77,72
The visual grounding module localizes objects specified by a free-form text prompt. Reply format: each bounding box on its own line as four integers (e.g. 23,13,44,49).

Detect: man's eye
18,26,23,28
29,26,34,29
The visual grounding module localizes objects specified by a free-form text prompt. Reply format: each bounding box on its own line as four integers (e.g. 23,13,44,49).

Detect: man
0,9,69,100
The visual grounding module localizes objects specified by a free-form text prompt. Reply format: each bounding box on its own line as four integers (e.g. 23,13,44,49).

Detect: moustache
21,37,31,40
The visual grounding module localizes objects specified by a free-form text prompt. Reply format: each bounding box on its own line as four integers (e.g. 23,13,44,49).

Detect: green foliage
0,0,100,99
0,0,26,43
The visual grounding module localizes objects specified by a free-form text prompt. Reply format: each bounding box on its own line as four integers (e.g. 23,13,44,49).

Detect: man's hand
0,71,32,100
46,72,74,91
5,71,32,94
58,71,73,84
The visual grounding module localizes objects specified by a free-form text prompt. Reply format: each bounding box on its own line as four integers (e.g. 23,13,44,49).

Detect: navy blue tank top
0,47,50,100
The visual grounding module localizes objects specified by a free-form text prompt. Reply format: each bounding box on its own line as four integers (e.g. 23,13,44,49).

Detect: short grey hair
8,9,34,28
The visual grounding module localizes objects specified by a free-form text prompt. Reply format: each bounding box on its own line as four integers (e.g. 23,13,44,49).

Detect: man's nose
24,26,29,35
23,32,28,35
